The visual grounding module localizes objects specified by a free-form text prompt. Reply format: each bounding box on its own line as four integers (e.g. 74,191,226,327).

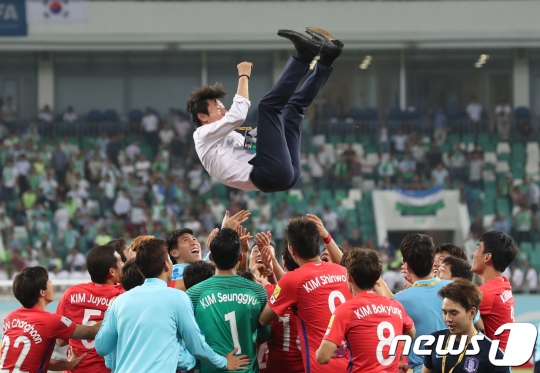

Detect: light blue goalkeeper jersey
95,278,227,373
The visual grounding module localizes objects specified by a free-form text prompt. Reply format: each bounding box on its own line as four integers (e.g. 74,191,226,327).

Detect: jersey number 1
0,335,31,373
224,311,241,354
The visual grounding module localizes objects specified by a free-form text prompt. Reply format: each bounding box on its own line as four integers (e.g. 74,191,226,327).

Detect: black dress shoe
305,27,343,66
277,29,322,64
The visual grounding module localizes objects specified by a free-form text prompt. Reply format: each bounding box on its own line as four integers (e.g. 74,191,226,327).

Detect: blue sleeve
104,350,116,372
535,322,540,363
177,345,197,372
175,292,227,369
95,306,118,357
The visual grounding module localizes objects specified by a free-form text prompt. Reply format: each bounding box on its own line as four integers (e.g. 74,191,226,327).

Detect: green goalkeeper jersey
187,275,269,373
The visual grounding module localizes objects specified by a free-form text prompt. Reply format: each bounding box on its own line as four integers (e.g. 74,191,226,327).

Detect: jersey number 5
0,335,31,373
82,309,102,349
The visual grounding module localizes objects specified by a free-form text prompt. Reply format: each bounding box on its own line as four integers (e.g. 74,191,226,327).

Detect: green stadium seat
344,134,356,144
329,134,342,145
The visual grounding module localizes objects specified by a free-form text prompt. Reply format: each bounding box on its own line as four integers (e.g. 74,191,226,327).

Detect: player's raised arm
259,303,278,327
236,61,252,100
316,340,338,365
306,213,342,264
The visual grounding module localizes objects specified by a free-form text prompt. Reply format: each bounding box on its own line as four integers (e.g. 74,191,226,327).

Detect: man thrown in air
187,27,343,193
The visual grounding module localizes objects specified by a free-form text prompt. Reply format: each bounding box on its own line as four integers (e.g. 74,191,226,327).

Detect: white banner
26,0,85,24
395,190,443,207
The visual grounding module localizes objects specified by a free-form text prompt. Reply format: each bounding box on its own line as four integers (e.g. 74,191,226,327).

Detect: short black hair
479,231,518,272
120,258,145,291
400,233,435,278
135,239,169,278
13,267,49,308
166,228,194,263
282,239,299,272
442,256,473,281
209,228,241,270
183,261,215,290
435,243,467,261
285,217,321,260
238,270,255,282
86,245,119,284
186,83,227,127
107,238,127,263
346,248,382,290
439,279,482,312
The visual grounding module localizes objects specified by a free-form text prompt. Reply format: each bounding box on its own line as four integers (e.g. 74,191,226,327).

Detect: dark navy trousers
249,56,332,193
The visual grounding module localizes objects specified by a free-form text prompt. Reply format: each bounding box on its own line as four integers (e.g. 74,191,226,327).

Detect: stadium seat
514,106,531,119
87,109,104,122
347,107,363,120
496,142,511,154
129,109,144,122
362,108,379,120
103,109,120,122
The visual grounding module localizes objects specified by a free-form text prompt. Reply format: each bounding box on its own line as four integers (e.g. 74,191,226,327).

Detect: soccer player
183,260,215,290
393,234,452,373
106,238,131,263
471,231,518,352
56,244,124,373
317,248,416,372
187,228,269,373
259,217,352,373
432,243,467,276
166,228,203,290
0,267,102,372
95,238,250,373
422,280,509,373
254,240,304,373
187,28,342,193
438,256,473,282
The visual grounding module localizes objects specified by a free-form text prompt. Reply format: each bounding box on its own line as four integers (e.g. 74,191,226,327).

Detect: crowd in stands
0,96,538,293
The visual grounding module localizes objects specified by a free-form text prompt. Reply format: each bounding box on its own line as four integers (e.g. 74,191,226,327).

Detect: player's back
57,282,123,373
270,262,351,373
187,275,268,373
327,291,413,372
259,284,303,373
1,307,76,373
479,276,514,351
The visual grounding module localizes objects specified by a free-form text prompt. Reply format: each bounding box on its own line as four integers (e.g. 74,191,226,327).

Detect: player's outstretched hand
207,228,219,249
236,225,253,252
222,210,251,230
225,348,251,370
66,346,87,370
306,214,330,240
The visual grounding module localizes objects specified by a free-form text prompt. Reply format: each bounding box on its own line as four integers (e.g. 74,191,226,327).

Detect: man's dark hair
479,231,518,272
86,244,119,284
285,217,321,260
238,270,255,282
183,261,215,290
135,238,169,278
400,233,435,278
209,228,241,270
282,239,299,272
120,258,145,291
435,243,467,261
166,228,194,263
106,238,127,263
346,248,382,290
13,267,49,308
186,83,227,127
442,256,473,281
439,279,482,312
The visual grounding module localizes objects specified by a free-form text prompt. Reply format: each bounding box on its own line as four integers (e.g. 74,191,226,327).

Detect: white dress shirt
193,95,257,191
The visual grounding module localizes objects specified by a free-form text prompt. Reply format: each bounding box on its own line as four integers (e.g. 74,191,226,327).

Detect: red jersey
56,282,124,373
479,276,514,352
324,290,414,373
168,280,176,288
0,306,76,373
269,262,352,373
258,284,303,373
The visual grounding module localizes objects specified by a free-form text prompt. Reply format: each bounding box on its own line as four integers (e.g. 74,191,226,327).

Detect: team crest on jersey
463,357,479,373
60,316,72,327
270,285,281,304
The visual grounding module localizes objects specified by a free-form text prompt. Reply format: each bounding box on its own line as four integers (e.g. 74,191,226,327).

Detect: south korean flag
26,0,85,24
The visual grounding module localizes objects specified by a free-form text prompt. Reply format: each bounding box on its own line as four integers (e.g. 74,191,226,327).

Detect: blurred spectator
308,145,330,190
398,153,416,185
347,228,362,247
492,213,511,235
322,206,339,237
52,145,68,185
523,261,538,294
141,107,159,155
184,215,202,235
113,189,131,219
391,129,408,154
448,142,466,183
466,96,482,123
62,106,78,123
1,97,16,123
494,99,512,140
517,122,535,143
408,175,426,191
2,159,18,202
511,263,524,292
512,185,528,208
135,154,151,182
278,200,294,220
469,215,484,239
38,105,54,123
378,154,398,188
467,151,484,189
426,141,443,174
409,133,426,178
513,205,535,244
305,196,322,216
125,140,141,162
527,178,540,214
34,234,53,253
159,123,175,145
378,121,390,154
66,248,85,272
174,113,193,142
433,106,447,145
331,154,350,189
431,163,450,188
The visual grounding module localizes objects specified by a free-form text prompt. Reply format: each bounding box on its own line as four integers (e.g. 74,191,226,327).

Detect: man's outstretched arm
237,62,252,100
